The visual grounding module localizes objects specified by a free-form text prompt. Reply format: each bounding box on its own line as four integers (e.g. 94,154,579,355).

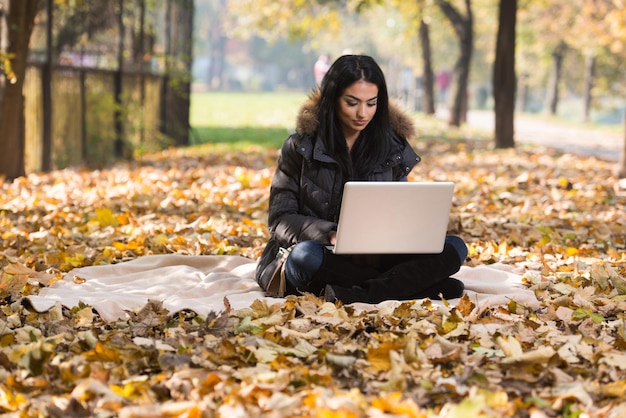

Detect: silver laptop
330,181,454,254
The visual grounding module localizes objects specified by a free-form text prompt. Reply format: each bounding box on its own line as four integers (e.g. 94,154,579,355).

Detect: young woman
256,54,468,304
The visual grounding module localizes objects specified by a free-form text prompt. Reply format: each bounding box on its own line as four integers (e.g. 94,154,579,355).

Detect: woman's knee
283,240,325,290
288,241,325,270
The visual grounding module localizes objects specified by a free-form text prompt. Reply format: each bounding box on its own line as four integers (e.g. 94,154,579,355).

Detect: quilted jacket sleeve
268,136,336,246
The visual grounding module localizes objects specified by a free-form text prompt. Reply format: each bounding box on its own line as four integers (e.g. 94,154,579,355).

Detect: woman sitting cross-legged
255,54,467,304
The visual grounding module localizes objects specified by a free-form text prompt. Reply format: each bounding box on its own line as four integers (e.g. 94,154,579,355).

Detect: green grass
190,91,624,154
188,91,494,152
190,91,307,150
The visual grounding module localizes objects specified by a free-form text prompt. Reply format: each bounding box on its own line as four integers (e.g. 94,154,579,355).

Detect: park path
438,109,623,162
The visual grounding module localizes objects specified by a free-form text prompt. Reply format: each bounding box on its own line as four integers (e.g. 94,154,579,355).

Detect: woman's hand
329,231,337,245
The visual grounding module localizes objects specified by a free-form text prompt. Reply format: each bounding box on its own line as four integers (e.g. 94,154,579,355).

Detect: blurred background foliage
193,0,626,124
2,0,626,179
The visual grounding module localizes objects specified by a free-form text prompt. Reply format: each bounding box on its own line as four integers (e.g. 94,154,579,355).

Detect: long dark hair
317,54,392,180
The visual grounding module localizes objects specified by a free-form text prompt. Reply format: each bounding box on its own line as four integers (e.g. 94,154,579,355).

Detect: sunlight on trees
3,0,626,178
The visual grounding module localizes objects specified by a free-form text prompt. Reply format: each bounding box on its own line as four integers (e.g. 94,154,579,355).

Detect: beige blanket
27,254,540,322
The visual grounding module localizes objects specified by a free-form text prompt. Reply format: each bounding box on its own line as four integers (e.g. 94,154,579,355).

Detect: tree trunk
132,0,146,68
493,0,516,149
544,42,566,116
0,0,40,181
583,53,595,123
160,0,172,137
41,0,52,171
436,0,473,127
161,0,192,146
419,17,435,115
114,0,125,158
138,0,146,144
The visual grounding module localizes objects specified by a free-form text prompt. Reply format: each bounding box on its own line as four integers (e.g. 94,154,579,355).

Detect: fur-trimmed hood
295,88,416,140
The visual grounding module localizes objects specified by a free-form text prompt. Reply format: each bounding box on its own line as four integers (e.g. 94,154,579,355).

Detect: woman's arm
268,136,336,246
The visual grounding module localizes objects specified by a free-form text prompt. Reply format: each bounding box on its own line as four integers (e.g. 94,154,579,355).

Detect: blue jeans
283,235,468,294
283,240,326,291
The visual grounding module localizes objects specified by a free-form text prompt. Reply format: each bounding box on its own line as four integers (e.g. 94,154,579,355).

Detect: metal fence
23,63,165,173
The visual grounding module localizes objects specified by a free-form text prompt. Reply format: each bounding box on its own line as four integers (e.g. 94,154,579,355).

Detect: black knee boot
302,252,380,296
325,243,464,304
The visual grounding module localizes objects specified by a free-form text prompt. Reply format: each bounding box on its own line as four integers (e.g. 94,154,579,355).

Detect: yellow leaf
371,392,420,416
110,380,151,400
537,235,551,247
598,379,626,397
95,207,120,227
0,334,16,347
152,234,168,245
112,241,126,250
126,238,144,251
237,172,250,188
367,342,404,372
85,342,122,363
64,252,86,267
558,177,569,188
117,212,131,225
171,236,187,245
456,293,476,317
0,384,28,411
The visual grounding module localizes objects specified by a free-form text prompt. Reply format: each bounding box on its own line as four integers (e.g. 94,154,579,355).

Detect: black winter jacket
256,91,421,290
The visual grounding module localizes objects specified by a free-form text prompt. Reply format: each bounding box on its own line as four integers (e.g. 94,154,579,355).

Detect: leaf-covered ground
1,139,625,417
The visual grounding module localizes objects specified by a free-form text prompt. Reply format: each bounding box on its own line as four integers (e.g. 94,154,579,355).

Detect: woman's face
336,80,378,142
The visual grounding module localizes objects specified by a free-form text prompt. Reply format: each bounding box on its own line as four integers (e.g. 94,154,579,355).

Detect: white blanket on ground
26,254,540,322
